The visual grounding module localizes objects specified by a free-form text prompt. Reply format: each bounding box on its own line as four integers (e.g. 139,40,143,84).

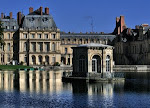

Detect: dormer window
6,26,9,29
13,26,16,29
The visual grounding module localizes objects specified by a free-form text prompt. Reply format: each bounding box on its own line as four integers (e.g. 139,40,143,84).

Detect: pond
0,70,150,107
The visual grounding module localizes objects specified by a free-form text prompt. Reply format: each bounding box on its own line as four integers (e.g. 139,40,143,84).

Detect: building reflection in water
0,70,124,98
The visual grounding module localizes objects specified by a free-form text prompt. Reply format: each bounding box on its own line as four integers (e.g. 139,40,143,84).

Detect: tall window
52,43,55,51
52,57,56,64
45,34,48,39
24,42,27,51
24,56,27,63
45,56,49,64
65,48,67,54
38,34,42,39
31,34,35,38
92,55,101,73
31,42,36,52
52,34,56,39
38,43,43,52
32,55,36,65
7,43,10,51
7,33,10,39
45,43,49,52
7,54,10,62
79,55,85,72
106,55,111,72
24,34,27,39
38,56,42,64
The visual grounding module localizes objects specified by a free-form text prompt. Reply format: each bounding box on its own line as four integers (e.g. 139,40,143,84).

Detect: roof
21,9,57,30
76,43,113,48
60,33,116,41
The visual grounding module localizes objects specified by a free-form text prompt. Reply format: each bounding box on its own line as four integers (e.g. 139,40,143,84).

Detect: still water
0,70,150,108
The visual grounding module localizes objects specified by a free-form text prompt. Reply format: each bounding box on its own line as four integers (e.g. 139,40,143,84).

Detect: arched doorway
32,55,36,65
79,55,85,72
106,55,111,72
45,55,49,65
38,55,42,65
92,55,101,73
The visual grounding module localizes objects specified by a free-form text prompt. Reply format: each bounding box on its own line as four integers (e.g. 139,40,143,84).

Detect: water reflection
0,71,150,107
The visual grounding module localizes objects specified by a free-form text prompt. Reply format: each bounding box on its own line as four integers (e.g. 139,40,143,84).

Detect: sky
0,0,150,33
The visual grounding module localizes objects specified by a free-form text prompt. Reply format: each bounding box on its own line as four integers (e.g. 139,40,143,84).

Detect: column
4,71,9,91
35,70,40,93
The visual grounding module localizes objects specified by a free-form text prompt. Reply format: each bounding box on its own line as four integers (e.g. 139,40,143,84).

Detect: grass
0,65,32,70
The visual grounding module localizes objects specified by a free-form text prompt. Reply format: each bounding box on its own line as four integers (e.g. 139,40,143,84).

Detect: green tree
0,21,5,46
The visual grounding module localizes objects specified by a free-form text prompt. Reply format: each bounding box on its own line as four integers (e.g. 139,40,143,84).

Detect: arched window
79,55,85,72
38,55,42,64
32,55,36,65
52,43,55,51
106,55,111,72
45,56,49,64
92,55,101,73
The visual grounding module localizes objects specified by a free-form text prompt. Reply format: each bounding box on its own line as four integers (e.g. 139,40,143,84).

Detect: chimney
39,7,43,15
1,13,4,19
45,7,49,15
29,7,33,14
10,12,12,19
17,12,22,26
120,16,126,33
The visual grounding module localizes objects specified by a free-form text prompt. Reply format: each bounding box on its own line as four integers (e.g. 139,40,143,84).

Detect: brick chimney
10,12,12,19
17,12,22,26
39,7,43,15
120,16,126,33
29,7,33,14
45,7,49,15
1,13,4,19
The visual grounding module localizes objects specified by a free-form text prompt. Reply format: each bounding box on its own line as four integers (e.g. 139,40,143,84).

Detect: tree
0,21,5,46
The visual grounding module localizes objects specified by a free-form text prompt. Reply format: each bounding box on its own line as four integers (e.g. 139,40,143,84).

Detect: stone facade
114,16,150,65
72,43,113,77
0,7,115,66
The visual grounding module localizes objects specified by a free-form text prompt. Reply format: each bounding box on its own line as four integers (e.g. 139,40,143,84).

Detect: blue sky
0,0,150,33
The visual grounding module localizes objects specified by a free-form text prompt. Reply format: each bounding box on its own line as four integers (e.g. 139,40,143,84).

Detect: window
7,54,10,62
7,33,10,39
92,55,101,73
24,34,27,39
45,34,48,39
24,56,27,63
52,34,56,39
65,48,67,54
38,56,42,64
24,42,27,51
45,56,49,64
31,42,36,52
31,34,35,38
52,57,56,63
7,43,10,51
38,43,43,52
13,26,16,29
79,55,85,72
106,55,111,72
6,26,9,29
45,43,49,52
38,34,42,39
52,43,55,51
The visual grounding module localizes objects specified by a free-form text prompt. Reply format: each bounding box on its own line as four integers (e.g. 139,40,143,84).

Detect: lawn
0,65,32,70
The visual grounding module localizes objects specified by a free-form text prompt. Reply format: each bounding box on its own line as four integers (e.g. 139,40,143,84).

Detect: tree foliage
0,21,5,46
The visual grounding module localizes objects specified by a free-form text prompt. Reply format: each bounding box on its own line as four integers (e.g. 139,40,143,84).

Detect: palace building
0,7,116,66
